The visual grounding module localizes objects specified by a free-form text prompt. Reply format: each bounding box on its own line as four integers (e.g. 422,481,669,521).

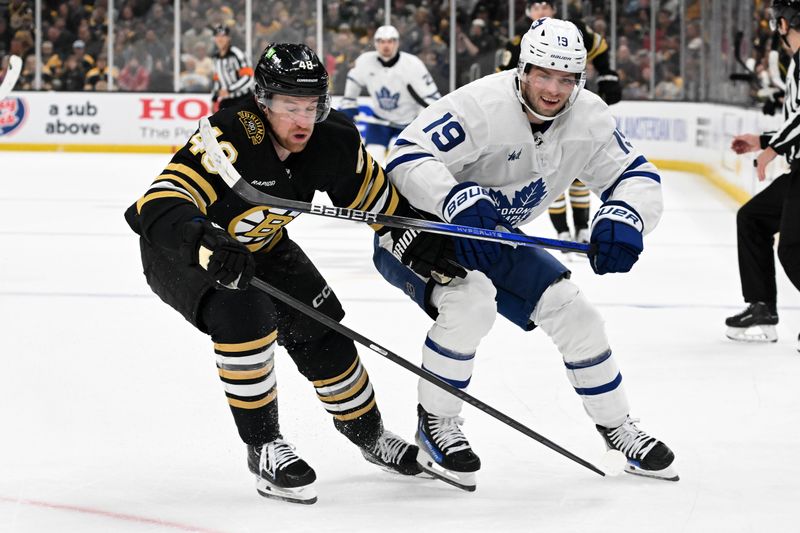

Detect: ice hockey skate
415,404,481,491
597,416,679,481
725,302,779,343
361,430,423,475
248,438,317,504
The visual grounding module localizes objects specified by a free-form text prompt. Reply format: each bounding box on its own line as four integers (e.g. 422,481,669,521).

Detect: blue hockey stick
198,117,591,255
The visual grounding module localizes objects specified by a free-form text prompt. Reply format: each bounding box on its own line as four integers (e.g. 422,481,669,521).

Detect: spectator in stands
42,40,62,90
143,29,168,68
59,54,86,91
46,22,74,59
88,3,108,37
654,66,682,99
0,17,11,57
84,55,113,91
183,16,212,57
149,57,173,92
72,39,95,71
193,41,215,80
76,22,101,61
118,55,150,91
180,54,211,92
16,54,37,90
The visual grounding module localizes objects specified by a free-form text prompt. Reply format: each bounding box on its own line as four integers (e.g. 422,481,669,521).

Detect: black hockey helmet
254,43,331,122
770,0,800,31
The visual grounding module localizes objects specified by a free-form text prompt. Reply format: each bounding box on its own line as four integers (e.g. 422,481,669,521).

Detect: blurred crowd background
0,0,775,105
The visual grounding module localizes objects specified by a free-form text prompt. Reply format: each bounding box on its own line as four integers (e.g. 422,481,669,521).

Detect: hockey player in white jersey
340,25,441,166
373,18,678,491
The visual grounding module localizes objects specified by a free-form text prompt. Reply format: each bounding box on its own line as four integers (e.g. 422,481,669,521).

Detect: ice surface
1,152,798,532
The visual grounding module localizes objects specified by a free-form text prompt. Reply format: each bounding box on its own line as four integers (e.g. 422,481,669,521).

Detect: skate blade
416,449,476,492
361,451,424,477
624,462,680,482
726,325,778,343
255,477,317,504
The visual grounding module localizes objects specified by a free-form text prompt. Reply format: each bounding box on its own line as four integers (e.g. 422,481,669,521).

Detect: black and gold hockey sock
569,180,591,231
312,355,383,448
548,193,569,234
214,331,280,445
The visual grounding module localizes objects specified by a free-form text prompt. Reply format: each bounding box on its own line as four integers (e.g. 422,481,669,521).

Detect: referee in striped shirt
211,25,254,110
727,0,800,343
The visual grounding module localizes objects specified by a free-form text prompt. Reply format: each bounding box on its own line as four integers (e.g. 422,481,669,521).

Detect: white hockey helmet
515,17,587,121
374,25,400,42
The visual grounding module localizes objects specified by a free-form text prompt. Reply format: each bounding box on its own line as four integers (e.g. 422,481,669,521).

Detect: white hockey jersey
385,70,663,233
342,51,441,126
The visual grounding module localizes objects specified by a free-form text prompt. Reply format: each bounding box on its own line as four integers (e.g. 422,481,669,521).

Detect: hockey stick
729,30,760,89
0,55,22,100
354,113,407,129
198,117,591,255
245,273,606,477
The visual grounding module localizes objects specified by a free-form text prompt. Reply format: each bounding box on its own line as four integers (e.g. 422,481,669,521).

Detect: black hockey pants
736,165,800,307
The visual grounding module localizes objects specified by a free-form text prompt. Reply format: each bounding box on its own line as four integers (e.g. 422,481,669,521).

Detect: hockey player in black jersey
500,1,620,250
124,43,461,504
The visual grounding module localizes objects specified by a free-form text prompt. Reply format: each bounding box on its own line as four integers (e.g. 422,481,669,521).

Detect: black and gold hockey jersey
125,98,408,254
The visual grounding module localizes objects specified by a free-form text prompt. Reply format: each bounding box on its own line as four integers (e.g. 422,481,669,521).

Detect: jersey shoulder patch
236,110,266,145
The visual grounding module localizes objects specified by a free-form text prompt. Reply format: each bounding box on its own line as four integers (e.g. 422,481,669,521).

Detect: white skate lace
262,438,301,477
429,415,471,454
606,418,658,460
371,430,410,464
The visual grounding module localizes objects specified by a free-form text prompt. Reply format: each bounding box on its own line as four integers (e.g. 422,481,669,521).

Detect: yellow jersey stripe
360,167,386,211
166,163,218,204
214,330,278,353
369,187,400,231
346,150,375,209
227,388,277,410
154,174,207,213
587,36,608,61
136,190,194,213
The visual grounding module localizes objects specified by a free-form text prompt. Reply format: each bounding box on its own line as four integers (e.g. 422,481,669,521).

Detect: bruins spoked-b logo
237,110,265,145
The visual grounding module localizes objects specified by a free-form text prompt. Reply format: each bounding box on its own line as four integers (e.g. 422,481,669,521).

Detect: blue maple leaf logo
376,87,400,111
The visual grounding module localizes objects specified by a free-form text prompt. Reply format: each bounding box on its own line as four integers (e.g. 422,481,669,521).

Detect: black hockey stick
730,30,761,89
198,118,591,255
247,274,606,477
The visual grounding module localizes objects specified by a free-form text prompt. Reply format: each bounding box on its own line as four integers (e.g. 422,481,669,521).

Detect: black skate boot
361,430,423,476
415,404,481,491
248,437,317,504
725,302,778,343
597,416,679,481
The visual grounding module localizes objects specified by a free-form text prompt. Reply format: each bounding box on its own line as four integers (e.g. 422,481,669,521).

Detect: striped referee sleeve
768,52,800,163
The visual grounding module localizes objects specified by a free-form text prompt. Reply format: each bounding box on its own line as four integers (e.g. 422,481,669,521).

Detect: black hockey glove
181,218,255,289
391,228,467,285
597,71,622,105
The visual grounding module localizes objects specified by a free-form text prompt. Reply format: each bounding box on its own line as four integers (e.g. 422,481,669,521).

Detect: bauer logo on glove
588,201,644,275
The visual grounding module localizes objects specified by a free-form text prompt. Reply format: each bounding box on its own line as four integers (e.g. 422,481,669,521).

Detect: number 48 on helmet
253,43,332,123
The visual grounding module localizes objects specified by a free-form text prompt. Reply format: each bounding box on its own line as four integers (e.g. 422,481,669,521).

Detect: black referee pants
736,165,800,308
